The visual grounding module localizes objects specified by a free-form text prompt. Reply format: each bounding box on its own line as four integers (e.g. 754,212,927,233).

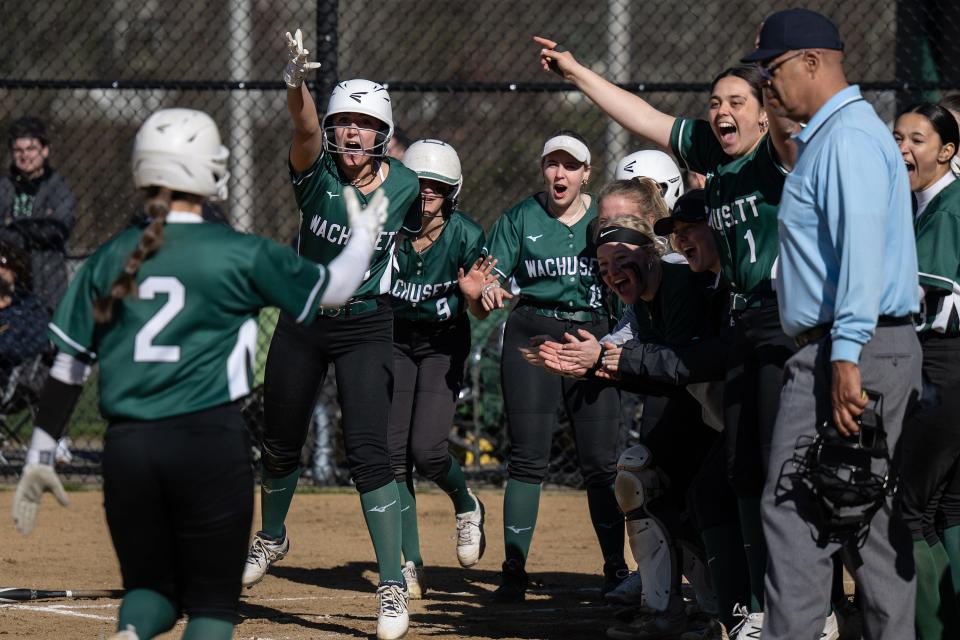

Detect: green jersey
292,152,421,300
915,177,960,335
484,193,604,312
49,214,333,421
671,118,787,298
390,211,485,323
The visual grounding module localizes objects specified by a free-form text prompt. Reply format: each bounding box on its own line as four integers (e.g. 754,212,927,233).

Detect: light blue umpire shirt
776,84,919,363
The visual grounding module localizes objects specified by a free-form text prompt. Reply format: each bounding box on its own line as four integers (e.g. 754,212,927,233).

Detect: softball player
893,102,960,639
538,41,795,632
476,131,623,602
241,29,421,640
10,108,386,640
387,139,489,598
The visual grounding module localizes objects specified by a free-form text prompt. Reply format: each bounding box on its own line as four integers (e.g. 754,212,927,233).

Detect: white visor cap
541,135,591,165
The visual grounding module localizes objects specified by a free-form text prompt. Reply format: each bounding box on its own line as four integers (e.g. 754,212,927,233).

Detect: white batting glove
283,28,322,89
344,188,389,247
12,429,69,535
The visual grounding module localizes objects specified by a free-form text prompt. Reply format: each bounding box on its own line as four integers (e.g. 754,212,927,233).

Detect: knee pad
626,514,676,612
615,444,668,517
260,443,300,477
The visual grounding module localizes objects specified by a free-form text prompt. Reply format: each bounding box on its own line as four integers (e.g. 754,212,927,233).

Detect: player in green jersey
240,29,421,640
9,108,386,640
536,40,799,625
475,131,623,602
894,103,960,638
386,139,492,599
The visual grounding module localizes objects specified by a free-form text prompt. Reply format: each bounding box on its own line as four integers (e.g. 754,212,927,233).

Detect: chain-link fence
0,1,957,486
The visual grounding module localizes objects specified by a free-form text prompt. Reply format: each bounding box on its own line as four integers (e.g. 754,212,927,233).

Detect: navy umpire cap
654,189,707,236
741,8,843,63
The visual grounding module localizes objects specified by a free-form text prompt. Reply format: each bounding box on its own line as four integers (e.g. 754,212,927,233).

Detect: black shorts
102,404,253,622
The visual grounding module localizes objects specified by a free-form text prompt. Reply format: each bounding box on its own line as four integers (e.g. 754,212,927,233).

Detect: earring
582,179,588,186
760,120,769,131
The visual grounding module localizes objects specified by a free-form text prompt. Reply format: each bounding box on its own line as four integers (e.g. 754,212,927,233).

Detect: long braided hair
92,187,173,323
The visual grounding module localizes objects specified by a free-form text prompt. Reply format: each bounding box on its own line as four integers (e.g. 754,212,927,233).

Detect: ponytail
93,188,172,323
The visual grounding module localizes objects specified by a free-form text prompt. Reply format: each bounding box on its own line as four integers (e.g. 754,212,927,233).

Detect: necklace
412,220,445,253
551,194,587,226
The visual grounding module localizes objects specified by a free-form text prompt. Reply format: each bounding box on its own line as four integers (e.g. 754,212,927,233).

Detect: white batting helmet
132,108,230,200
615,150,684,210
402,139,463,203
322,79,394,157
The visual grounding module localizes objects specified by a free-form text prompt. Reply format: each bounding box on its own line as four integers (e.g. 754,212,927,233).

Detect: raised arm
535,36,677,150
283,29,324,173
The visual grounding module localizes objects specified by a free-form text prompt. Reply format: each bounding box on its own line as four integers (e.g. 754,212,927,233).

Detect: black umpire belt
794,315,913,349
517,299,606,323
317,297,379,318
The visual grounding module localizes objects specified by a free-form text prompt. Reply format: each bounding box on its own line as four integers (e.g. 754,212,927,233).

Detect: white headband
541,135,591,165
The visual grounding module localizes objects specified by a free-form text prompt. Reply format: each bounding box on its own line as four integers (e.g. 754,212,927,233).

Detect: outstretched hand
344,189,388,242
12,463,69,535
283,28,322,88
458,257,499,301
534,36,580,80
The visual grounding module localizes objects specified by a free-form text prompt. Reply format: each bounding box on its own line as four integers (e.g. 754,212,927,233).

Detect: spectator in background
0,240,50,383
0,117,76,312
387,128,411,161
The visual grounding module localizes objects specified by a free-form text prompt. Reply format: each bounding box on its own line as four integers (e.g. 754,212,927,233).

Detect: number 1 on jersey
743,228,757,264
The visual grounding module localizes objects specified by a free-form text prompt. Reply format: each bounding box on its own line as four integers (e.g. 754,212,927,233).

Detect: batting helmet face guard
615,150,684,211
132,108,230,200
402,139,463,205
322,79,394,157
790,391,891,546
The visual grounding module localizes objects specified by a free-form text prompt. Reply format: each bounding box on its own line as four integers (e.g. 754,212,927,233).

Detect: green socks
396,479,423,567
586,484,625,563
360,481,405,584
503,478,541,564
259,467,301,539
943,526,960,596
436,455,477,514
701,524,751,629
737,497,767,612
182,617,234,640
916,539,946,640
117,589,178,638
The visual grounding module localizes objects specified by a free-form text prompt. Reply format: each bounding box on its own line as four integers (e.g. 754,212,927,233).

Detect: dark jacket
619,271,733,385
0,288,51,371
0,165,76,311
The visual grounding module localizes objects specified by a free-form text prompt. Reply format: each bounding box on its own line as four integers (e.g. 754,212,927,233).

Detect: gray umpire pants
761,323,921,640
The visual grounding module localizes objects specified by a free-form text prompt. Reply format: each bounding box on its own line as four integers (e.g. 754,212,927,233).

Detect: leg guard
615,444,675,612
681,543,718,615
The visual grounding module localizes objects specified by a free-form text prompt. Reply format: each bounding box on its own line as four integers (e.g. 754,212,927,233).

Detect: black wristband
584,348,606,377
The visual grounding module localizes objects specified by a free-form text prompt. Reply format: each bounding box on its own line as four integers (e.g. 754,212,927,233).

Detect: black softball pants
388,315,470,483
723,301,796,497
500,305,621,488
261,301,395,493
103,404,252,623
899,335,960,543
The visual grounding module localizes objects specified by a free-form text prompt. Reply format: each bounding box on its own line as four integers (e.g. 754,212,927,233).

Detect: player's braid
93,189,171,324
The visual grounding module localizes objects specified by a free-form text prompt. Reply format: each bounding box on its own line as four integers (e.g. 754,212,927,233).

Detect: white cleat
604,570,645,605
729,604,763,639
108,625,140,640
402,560,426,599
455,489,486,567
376,582,409,640
820,612,839,640
242,531,289,588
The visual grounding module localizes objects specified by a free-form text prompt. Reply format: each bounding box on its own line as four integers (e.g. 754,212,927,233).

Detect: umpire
742,9,922,640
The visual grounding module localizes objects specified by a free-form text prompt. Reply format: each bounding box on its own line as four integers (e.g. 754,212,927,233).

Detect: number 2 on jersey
134,277,185,362
743,228,757,264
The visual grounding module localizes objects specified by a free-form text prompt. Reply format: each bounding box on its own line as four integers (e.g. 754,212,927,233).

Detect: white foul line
0,603,114,621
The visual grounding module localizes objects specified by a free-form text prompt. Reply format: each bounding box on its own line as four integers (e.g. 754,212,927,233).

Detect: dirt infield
0,488,633,640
